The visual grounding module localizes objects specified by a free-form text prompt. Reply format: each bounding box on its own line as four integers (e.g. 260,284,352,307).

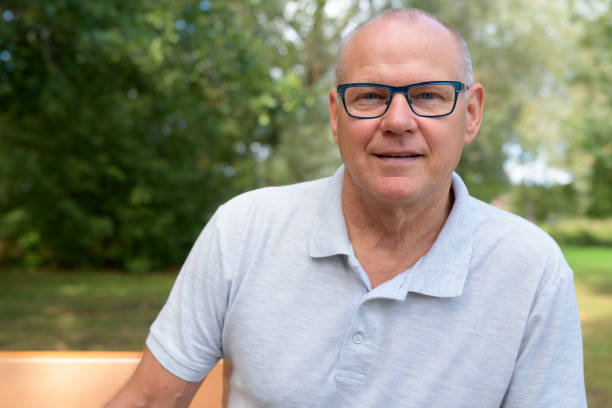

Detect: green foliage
582,115,612,218
510,183,578,223
542,218,612,247
567,4,612,217
0,1,290,270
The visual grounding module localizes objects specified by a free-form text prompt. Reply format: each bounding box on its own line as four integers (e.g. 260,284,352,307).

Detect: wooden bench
0,351,223,408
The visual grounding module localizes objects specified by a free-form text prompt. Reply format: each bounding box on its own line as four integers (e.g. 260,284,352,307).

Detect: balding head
335,9,473,86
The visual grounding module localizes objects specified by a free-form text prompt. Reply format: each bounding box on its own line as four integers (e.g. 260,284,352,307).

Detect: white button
353,332,364,344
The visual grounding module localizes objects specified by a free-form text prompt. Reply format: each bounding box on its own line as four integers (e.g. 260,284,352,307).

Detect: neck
342,172,454,257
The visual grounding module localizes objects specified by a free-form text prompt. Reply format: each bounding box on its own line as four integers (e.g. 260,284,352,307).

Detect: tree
0,0,291,270
571,2,612,217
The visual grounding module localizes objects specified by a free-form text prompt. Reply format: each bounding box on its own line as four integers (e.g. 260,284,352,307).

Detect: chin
371,179,423,204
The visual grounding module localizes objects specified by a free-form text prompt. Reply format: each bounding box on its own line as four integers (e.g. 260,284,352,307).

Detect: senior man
107,8,586,408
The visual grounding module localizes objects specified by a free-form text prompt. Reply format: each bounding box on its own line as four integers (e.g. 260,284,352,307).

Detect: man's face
329,17,483,206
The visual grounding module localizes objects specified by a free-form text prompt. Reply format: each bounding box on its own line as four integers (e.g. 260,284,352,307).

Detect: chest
219,258,524,407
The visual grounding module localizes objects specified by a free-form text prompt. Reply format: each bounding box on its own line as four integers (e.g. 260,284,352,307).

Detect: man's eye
416,92,439,100
359,92,385,100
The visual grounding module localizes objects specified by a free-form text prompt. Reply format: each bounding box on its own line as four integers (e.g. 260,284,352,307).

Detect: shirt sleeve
146,209,230,382
501,264,587,407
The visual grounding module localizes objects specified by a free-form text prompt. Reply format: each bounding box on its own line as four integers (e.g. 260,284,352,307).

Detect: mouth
375,153,421,158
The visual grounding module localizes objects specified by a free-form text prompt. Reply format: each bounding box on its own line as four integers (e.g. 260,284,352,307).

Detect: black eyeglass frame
336,81,470,119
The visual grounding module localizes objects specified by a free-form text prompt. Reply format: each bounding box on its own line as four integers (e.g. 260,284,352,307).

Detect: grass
0,270,175,350
563,246,612,408
0,246,611,406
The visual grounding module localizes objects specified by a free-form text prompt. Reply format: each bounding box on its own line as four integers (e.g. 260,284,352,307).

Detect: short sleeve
501,262,587,407
146,209,230,382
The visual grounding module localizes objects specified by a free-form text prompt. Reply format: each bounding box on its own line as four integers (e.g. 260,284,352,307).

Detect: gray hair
335,8,474,87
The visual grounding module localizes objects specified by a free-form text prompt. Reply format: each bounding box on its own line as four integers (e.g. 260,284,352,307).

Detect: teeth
379,153,418,158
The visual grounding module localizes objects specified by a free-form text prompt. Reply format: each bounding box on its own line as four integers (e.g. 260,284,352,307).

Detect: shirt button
353,332,364,344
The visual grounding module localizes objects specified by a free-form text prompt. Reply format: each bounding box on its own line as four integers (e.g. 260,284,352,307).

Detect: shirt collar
308,165,352,258
309,167,474,298
404,172,474,298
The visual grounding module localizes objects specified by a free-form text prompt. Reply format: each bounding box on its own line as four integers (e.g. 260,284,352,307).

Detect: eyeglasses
336,81,469,119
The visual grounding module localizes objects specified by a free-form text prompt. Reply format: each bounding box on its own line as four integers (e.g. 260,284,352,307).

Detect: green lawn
1,246,610,406
563,246,612,408
0,271,175,350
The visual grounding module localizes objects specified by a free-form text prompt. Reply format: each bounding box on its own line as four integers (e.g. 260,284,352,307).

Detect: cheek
337,119,379,151
425,119,466,155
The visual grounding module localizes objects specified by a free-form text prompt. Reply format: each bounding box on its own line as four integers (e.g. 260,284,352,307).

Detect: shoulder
216,176,328,222
467,197,572,291
227,176,327,208
206,176,330,245
470,197,557,247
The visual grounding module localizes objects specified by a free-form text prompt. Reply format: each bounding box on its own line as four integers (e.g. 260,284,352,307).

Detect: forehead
340,16,462,84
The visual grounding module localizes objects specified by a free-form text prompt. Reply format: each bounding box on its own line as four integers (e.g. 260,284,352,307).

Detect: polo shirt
146,166,586,407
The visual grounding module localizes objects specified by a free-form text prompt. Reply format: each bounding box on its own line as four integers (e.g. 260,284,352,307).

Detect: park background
0,0,610,406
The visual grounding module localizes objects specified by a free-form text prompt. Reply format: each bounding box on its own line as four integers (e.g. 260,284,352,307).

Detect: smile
375,153,421,158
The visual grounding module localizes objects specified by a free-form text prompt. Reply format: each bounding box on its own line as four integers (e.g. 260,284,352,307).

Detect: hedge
542,218,612,247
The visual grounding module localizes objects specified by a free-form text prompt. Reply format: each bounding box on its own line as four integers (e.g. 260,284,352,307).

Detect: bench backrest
0,351,223,408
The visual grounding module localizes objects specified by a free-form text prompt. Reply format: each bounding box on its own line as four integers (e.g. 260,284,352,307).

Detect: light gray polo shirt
147,166,586,407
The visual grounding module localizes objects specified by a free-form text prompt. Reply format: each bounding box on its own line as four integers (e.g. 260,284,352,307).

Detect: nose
380,93,418,133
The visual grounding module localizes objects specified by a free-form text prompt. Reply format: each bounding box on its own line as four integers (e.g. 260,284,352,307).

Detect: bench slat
0,351,223,408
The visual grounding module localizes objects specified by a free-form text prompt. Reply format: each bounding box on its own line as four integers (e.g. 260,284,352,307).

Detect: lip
371,151,423,166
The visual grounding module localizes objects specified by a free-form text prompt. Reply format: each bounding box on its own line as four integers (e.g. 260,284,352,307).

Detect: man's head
329,8,484,207
336,9,474,86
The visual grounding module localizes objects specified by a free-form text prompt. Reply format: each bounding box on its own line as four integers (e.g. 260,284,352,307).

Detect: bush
510,183,578,223
542,218,612,247
0,2,290,271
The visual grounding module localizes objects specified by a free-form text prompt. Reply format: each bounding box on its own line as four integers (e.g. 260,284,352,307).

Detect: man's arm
105,346,202,408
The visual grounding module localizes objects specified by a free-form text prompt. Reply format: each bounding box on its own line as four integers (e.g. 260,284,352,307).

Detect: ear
464,83,484,144
329,89,339,145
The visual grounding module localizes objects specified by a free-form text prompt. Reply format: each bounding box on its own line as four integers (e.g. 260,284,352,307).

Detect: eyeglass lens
344,84,456,117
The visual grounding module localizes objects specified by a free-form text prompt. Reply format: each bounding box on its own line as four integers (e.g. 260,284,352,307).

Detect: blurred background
0,0,610,405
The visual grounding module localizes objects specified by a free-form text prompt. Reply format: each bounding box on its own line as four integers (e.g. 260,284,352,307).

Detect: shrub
542,218,612,247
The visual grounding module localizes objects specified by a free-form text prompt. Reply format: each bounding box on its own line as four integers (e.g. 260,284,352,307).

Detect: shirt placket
335,296,376,386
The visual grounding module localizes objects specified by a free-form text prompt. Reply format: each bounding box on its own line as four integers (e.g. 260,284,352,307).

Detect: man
107,8,586,407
